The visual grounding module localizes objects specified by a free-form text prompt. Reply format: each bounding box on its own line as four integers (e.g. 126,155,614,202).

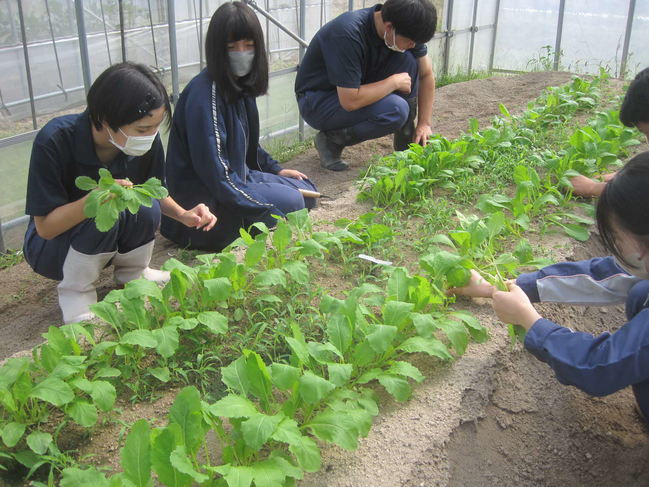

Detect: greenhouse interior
1,0,649,485
1,0,647,247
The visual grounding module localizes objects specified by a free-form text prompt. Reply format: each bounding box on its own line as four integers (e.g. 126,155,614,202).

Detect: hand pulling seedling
75,167,168,232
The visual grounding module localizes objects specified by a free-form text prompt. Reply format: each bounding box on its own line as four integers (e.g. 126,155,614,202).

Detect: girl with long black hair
161,1,318,251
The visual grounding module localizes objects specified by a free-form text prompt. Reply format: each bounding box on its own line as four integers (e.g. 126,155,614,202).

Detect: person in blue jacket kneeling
24,63,216,324
161,1,318,251
450,151,649,423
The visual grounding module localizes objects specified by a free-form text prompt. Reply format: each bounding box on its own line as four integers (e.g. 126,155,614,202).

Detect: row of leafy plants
0,71,640,486
358,70,643,339
57,263,487,486
1,204,488,485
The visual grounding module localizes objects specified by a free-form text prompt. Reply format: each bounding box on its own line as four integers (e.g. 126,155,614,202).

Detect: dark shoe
634,401,649,432
393,97,418,151
315,131,348,171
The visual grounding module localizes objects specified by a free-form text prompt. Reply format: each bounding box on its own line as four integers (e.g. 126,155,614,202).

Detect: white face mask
384,28,406,53
109,127,157,156
616,253,649,280
229,50,255,77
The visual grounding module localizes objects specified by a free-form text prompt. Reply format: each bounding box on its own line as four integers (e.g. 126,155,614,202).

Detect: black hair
381,0,437,45
620,67,649,127
87,62,171,131
597,151,649,266
205,1,268,103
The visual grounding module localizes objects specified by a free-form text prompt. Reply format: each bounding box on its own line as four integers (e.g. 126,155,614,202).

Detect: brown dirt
3,71,649,486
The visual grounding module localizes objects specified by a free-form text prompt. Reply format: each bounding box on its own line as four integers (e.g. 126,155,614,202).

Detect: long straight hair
205,2,269,103
597,151,649,266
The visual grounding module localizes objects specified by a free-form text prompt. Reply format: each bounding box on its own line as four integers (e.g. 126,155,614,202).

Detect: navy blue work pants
297,51,419,141
23,200,160,281
161,170,317,252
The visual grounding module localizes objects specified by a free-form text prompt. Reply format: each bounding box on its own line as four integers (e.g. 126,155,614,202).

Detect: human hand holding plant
569,174,605,198
447,269,496,298
491,281,542,330
602,171,617,182
76,168,168,231
114,178,134,189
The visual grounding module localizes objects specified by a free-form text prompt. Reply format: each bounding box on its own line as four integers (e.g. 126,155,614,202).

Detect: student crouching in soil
161,1,318,251
23,62,217,324
450,151,649,423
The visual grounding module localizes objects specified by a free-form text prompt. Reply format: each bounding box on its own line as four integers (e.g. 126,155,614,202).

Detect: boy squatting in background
294,0,437,171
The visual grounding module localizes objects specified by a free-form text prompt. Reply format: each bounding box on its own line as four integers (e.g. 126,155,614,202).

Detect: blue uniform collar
369,5,384,46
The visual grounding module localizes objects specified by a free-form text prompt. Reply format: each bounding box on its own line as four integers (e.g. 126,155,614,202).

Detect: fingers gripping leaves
75,168,168,232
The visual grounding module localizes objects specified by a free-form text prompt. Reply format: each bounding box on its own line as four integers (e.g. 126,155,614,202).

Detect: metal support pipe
118,0,127,62
2,84,85,111
99,0,112,65
75,0,92,94
264,0,271,58
488,0,501,71
0,221,5,253
320,0,326,27
467,0,479,74
620,0,636,78
0,130,39,148
199,0,204,70
298,0,306,141
17,0,37,130
264,0,271,127
553,0,565,71
167,0,180,103
147,0,159,66
5,1,18,43
244,0,308,48
442,0,454,76
348,0,354,12
45,0,67,99
191,0,203,71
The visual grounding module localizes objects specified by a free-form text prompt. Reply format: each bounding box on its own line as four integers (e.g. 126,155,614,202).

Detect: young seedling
75,168,168,232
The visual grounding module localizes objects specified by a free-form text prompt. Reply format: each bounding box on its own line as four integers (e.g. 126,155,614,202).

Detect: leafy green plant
0,249,23,270
75,168,168,231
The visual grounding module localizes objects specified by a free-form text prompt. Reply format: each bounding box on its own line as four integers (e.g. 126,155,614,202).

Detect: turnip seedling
75,168,168,232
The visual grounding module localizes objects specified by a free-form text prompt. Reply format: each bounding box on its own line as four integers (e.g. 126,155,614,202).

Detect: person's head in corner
620,67,649,140
598,151,649,278
381,0,438,47
205,1,269,103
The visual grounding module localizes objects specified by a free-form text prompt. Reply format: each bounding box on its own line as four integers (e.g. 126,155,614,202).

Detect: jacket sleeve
181,81,285,220
256,145,282,174
516,256,641,305
524,314,649,396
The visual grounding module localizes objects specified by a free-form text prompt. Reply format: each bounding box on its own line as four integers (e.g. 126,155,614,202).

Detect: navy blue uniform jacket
161,70,284,249
519,257,649,399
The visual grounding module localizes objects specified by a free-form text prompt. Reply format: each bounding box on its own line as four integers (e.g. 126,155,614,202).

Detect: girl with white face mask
448,150,649,425
23,62,217,324
161,2,319,252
